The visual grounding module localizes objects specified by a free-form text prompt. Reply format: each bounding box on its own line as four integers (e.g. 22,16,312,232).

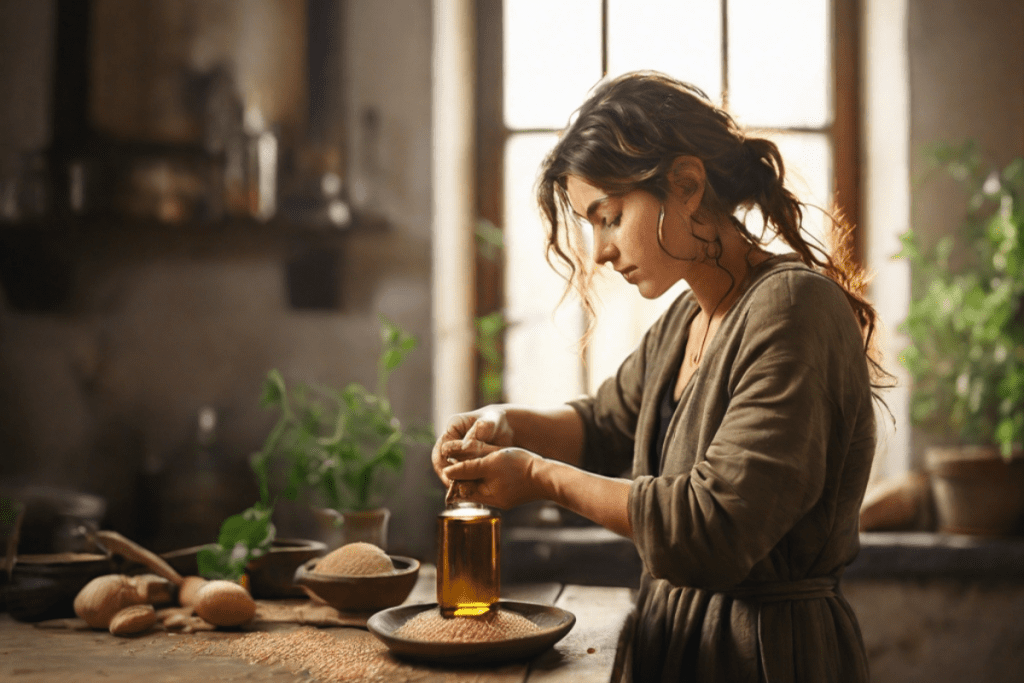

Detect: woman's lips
619,266,637,283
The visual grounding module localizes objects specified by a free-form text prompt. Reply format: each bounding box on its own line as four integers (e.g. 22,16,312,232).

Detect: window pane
607,0,723,102
504,0,603,130
504,133,585,405
728,0,830,128
743,132,832,254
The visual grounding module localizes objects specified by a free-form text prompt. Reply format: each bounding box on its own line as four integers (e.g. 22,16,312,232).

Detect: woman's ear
669,156,706,215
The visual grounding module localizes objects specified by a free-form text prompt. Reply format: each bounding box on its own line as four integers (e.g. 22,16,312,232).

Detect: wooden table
0,567,635,682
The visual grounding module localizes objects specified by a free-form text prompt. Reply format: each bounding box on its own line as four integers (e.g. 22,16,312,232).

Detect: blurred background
0,1,1022,679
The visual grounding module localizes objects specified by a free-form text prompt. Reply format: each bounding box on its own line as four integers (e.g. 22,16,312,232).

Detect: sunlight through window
729,0,830,128
503,133,586,405
607,0,722,100
501,0,835,403
503,0,601,130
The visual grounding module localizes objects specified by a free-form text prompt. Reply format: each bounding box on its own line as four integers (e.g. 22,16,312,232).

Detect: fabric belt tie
722,576,838,603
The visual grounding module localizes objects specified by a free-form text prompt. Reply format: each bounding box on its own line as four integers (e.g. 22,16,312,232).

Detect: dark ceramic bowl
293,555,419,612
161,538,327,599
4,552,115,622
367,600,576,665
247,539,327,598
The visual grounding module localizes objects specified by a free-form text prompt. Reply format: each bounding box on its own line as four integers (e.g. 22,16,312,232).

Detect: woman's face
565,175,696,299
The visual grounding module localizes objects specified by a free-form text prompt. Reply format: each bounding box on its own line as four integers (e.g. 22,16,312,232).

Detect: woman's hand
441,448,547,510
431,407,514,484
443,442,633,539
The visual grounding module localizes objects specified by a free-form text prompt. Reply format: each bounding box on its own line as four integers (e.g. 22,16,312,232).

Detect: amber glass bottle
436,502,501,617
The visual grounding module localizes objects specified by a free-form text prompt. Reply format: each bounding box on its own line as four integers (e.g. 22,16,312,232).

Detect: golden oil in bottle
436,503,500,617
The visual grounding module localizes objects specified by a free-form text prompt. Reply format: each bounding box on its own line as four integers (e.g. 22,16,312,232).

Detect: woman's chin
636,281,671,300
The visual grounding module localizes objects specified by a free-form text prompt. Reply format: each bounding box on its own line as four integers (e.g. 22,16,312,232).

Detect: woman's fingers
437,441,496,486
443,454,488,481
463,409,504,443
431,413,477,476
432,407,515,486
462,418,485,443
441,437,498,461
441,448,546,510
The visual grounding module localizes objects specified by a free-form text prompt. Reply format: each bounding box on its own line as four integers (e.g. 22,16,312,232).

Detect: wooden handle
94,530,184,587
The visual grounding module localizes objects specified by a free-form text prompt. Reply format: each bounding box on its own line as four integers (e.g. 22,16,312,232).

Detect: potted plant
250,316,433,550
898,141,1024,535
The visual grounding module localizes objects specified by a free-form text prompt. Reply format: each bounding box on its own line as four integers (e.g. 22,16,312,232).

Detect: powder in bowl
393,606,540,643
315,542,395,576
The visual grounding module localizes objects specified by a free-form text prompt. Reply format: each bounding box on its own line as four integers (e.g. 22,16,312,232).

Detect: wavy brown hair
536,71,892,391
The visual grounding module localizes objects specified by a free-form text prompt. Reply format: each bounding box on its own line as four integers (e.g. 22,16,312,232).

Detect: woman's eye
603,213,622,228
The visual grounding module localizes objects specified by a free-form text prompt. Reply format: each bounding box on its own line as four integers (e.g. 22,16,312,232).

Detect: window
477,0,860,406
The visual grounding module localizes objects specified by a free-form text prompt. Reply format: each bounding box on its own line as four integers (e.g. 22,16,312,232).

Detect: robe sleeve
629,273,863,590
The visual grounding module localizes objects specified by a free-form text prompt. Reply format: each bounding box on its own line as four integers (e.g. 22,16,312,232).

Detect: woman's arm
504,404,585,467
441,448,633,539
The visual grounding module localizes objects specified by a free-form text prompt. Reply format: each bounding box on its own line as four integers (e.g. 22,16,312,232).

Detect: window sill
503,527,1024,586
846,531,1024,582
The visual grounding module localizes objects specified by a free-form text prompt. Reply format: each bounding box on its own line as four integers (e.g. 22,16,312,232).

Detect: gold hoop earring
657,204,666,245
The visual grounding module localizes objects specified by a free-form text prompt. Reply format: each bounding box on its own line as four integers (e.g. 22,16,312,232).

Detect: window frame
474,0,863,403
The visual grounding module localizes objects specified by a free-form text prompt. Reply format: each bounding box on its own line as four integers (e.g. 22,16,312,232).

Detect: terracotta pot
925,446,1024,535
315,507,391,551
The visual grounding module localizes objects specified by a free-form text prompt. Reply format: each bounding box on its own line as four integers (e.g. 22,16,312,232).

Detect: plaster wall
0,0,439,558
866,0,1024,473
846,3,1024,681
845,579,1024,683
904,0,1024,464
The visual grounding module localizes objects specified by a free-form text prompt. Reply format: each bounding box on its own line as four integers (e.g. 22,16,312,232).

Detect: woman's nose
593,230,617,265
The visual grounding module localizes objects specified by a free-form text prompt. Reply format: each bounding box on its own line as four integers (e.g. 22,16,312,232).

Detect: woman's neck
685,218,769,317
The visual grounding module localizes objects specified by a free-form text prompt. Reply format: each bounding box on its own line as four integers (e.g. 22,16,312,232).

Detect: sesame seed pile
394,607,541,643
172,627,403,682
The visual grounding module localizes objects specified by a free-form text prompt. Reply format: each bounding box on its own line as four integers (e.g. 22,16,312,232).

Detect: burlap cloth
251,598,375,627
34,598,376,632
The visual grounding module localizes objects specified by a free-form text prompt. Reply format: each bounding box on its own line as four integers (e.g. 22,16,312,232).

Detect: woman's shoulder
737,255,865,359
744,254,849,316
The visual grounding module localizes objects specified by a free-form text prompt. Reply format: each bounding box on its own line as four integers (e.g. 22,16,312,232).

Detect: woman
433,71,888,682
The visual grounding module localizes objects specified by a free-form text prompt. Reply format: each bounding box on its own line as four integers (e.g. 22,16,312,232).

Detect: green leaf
0,495,23,525
382,349,405,373
260,369,287,409
901,145,1024,444
217,506,274,548
894,231,919,261
198,503,276,581
475,219,504,261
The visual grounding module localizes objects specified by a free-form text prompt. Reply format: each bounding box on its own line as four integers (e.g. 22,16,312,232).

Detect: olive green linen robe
570,256,875,682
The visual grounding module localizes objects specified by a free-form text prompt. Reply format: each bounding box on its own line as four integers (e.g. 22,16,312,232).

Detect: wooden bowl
293,555,419,612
